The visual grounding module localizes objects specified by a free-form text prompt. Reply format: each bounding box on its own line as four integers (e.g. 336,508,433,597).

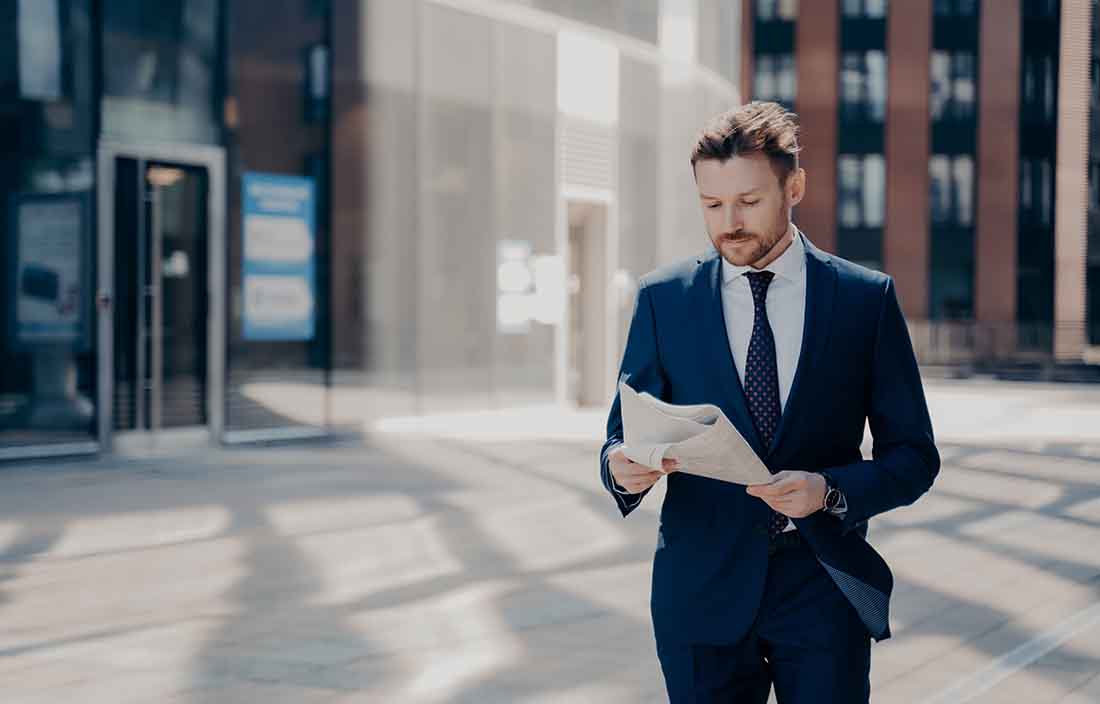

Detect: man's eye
707,203,720,209
743,200,759,206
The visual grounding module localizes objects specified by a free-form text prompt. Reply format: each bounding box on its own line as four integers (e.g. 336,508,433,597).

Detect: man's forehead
695,156,774,196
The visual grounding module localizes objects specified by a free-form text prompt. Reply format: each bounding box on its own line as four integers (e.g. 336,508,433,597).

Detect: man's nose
722,204,741,231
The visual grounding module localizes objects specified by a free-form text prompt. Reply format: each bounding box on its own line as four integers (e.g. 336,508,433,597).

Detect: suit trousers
656,535,871,703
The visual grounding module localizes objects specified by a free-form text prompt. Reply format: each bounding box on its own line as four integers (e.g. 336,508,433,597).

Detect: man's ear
787,168,806,208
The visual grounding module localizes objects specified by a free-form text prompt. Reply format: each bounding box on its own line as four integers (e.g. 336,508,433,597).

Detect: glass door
98,142,226,448
113,159,210,431
112,159,209,431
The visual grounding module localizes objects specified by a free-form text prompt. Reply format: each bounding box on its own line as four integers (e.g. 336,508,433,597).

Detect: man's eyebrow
699,189,760,199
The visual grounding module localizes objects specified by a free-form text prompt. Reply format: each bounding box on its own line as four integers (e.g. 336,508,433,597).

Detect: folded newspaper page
618,381,774,486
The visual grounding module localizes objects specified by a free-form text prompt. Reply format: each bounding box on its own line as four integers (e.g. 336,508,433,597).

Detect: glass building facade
929,0,978,321
2,0,744,458
836,0,887,272
743,0,1100,369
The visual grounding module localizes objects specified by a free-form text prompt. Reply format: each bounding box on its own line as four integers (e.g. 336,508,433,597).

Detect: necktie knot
745,270,775,306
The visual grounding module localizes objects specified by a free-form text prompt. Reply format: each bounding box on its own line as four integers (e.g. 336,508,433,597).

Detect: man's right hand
609,447,679,494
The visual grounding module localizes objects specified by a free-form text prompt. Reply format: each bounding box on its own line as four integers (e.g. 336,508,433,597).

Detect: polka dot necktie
743,271,787,538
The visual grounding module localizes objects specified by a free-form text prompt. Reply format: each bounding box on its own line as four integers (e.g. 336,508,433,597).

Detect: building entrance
97,143,226,449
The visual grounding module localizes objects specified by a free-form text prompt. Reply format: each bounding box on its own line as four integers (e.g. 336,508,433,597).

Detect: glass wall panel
530,1,660,44
417,4,495,412
618,56,660,345
101,0,222,145
1,0,98,451
491,21,557,405
224,0,330,432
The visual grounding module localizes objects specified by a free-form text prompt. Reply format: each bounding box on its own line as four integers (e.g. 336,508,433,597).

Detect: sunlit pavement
1,378,1099,703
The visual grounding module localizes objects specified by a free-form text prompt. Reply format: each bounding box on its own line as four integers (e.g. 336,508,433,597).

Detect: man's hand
609,447,678,494
745,470,826,518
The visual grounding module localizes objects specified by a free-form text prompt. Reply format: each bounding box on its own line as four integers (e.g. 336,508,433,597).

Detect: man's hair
690,101,802,185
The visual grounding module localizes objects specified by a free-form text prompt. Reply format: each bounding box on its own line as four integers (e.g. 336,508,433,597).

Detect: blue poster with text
242,172,315,341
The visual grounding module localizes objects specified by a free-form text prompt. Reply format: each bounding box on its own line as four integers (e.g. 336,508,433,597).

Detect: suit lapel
768,233,837,457
695,248,766,457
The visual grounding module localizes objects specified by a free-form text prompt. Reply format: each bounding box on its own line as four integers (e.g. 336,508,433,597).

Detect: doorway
97,143,226,448
566,200,609,407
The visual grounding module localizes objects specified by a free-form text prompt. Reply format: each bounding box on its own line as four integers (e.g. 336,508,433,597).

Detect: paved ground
0,378,1099,702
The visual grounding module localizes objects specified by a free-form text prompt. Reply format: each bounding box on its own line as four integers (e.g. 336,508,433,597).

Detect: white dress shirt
721,228,806,532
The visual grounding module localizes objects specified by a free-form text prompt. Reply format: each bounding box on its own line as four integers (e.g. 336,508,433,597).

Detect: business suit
599,230,939,701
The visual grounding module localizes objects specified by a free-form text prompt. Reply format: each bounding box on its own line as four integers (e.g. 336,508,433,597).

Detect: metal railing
909,320,1100,377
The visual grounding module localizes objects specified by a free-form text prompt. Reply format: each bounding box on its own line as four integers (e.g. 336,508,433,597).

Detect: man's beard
719,226,782,265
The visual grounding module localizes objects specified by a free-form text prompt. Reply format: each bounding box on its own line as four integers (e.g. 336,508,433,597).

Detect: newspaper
618,381,774,486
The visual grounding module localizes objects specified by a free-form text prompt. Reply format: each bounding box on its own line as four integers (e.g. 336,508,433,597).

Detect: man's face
694,153,804,268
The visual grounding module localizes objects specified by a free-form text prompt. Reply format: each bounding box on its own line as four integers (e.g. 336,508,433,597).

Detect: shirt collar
721,226,806,287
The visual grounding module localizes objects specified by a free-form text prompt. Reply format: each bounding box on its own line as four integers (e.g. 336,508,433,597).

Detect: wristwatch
819,470,847,516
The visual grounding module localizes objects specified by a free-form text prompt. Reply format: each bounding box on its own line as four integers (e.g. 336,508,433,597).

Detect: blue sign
242,172,316,341
6,192,92,351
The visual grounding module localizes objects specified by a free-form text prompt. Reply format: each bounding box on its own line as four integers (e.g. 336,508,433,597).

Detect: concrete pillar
794,0,839,254
1053,0,1092,360
884,0,932,320
974,0,1022,357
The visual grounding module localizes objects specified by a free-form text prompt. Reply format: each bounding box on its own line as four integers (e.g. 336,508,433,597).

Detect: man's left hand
745,470,826,518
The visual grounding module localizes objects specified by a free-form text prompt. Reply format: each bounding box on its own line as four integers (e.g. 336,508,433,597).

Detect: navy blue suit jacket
599,232,939,645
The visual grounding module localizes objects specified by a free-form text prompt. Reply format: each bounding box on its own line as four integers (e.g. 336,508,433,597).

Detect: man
599,101,939,703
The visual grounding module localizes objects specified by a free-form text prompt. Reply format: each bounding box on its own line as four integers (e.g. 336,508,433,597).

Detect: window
842,0,888,18
1023,0,1058,17
930,154,975,227
934,0,978,16
1091,161,1100,215
953,156,974,226
840,51,887,123
838,154,886,228
756,0,798,21
1022,54,1057,123
930,51,976,121
1019,158,1054,227
754,53,796,107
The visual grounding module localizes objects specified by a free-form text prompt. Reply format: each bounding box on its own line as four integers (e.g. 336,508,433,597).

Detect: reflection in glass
863,154,885,227
2,0,97,449
776,54,796,104
225,0,329,432
100,0,222,144
17,0,63,100
838,154,885,229
755,55,776,102
840,53,863,117
952,156,973,227
838,156,862,228
951,52,975,120
1040,158,1053,227
843,0,887,18
865,0,888,18
929,155,975,227
757,0,798,20
930,51,950,119
840,51,887,123
931,51,976,121
866,50,887,122
1022,54,1058,123
935,0,978,15
929,155,951,225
